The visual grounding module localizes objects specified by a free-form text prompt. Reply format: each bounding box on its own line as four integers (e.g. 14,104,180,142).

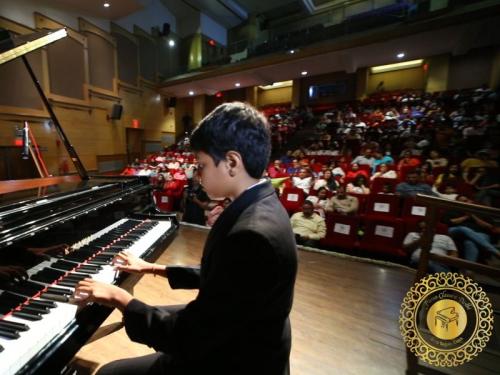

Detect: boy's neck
228,176,261,201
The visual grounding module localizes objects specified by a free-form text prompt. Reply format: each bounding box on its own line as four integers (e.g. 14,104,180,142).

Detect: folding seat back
364,194,400,218
280,187,305,214
320,213,360,250
359,218,405,257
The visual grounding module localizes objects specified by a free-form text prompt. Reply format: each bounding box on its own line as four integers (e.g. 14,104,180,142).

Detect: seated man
290,200,326,247
403,220,458,273
329,185,359,215
396,170,437,198
292,168,313,194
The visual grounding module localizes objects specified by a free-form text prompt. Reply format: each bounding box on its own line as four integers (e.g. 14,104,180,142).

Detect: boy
75,102,298,374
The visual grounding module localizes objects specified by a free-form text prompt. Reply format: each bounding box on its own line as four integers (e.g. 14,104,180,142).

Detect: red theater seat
320,214,360,251
358,218,405,257
280,187,305,214
364,194,400,219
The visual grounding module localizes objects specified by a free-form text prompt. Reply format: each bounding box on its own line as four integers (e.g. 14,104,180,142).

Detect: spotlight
301,71,308,76
235,82,241,87
168,39,175,47
188,91,194,96
397,52,405,59
103,2,110,8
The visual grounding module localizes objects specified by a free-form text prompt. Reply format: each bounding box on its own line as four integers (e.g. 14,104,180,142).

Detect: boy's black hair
190,102,271,179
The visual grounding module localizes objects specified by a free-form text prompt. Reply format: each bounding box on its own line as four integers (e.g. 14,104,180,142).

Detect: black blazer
123,181,298,374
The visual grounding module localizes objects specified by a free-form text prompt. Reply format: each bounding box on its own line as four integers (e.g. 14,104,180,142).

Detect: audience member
396,170,437,197
330,185,359,215
290,200,326,247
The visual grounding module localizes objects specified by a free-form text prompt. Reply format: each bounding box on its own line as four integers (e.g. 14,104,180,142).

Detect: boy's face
195,151,231,199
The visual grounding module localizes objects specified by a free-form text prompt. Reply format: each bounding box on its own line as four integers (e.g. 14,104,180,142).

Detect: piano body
0,29,179,374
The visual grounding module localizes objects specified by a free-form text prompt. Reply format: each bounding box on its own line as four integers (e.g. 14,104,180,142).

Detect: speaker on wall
162,23,170,37
168,97,177,108
110,104,123,120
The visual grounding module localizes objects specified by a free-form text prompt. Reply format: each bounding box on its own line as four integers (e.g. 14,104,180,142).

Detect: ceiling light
288,49,295,54
301,71,308,76
235,82,241,87
397,52,405,59
370,59,423,74
103,2,110,8
188,91,194,96
168,39,175,47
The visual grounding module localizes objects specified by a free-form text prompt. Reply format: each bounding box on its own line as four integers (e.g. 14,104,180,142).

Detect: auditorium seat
370,177,397,194
320,213,360,251
363,193,401,219
280,187,305,214
358,217,406,257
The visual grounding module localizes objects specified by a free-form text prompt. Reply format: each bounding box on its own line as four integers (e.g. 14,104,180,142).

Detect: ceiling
41,0,144,20
159,15,500,98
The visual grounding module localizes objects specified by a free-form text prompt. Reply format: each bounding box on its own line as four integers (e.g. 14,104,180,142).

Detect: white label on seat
374,202,390,212
287,193,299,202
375,225,394,238
161,196,169,203
411,206,426,216
334,223,350,235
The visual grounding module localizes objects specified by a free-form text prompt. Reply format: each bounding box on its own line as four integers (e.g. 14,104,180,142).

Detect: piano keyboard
0,217,171,375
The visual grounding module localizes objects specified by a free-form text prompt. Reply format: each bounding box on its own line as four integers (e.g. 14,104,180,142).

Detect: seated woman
426,150,448,169
418,162,435,185
313,169,338,192
397,150,420,171
345,163,369,181
346,175,370,195
370,163,397,181
434,164,463,192
306,187,332,218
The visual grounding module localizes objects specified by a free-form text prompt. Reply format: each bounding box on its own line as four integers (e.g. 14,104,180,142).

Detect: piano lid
0,28,67,65
0,176,151,251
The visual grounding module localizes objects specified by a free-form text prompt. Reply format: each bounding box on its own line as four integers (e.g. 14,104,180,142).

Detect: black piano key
46,286,72,295
40,293,69,303
23,305,50,314
29,299,56,309
0,319,29,331
64,273,87,281
0,328,20,339
0,323,19,333
0,344,3,352
86,260,108,266
56,280,78,288
74,268,98,275
12,311,42,321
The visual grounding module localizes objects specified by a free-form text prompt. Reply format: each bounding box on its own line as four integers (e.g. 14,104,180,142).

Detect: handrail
414,194,500,218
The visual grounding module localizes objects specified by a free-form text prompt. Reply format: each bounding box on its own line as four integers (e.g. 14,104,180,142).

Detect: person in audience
313,169,338,192
331,160,346,179
474,167,500,206
351,148,375,168
290,200,326,247
372,150,394,174
330,185,359,215
403,220,458,273
378,183,395,195
461,149,498,174
426,150,448,169
397,150,420,172
206,198,231,227
153,173,166,191
444,196,500,262
418,162,435,185
181,174,213,225
396,170,437,197
306,187,332,218
432,185,459,200
434,164,463,192
292,168,313,194
345,163,369,181
347,175,370,195
287,159,301,175
370,163,397,181
267,159,286,178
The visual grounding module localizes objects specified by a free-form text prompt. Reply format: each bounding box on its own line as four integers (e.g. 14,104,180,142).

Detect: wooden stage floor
70,224,419,374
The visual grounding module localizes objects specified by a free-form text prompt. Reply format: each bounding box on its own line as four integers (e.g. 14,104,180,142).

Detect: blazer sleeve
166,265,201,289
123,298,178,352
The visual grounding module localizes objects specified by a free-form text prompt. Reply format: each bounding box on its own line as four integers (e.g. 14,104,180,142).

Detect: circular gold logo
399,273,494,367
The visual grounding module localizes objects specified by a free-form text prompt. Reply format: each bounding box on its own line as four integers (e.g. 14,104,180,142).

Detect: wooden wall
366,66,425,94
0,14,177,178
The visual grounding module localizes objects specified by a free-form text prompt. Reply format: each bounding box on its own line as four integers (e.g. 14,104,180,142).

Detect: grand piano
0,29,178,374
